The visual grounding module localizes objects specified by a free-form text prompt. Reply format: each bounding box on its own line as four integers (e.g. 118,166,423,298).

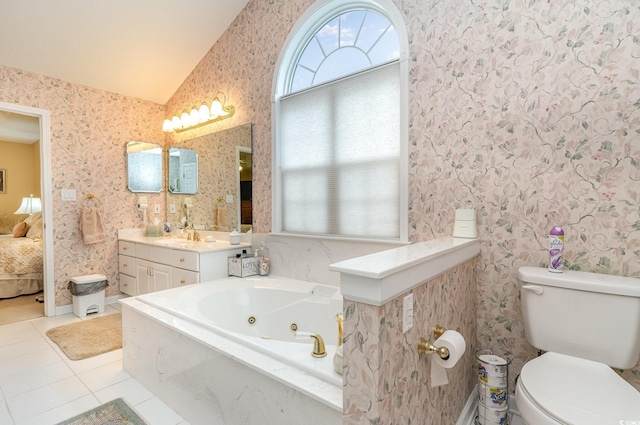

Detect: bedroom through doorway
0,103,53,324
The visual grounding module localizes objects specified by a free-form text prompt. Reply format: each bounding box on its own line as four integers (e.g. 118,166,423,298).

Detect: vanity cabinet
118,240,244,296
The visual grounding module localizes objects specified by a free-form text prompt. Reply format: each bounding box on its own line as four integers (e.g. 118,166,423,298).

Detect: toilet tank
518,266,640,369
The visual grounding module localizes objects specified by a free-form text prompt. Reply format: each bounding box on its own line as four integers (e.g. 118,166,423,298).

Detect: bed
0,213,43,299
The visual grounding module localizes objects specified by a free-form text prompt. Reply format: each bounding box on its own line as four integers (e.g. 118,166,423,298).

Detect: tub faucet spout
309,333,326,358
336,313,343,347
295,331,327,358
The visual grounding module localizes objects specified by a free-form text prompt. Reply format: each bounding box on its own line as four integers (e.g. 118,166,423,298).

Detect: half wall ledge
329,237,480,306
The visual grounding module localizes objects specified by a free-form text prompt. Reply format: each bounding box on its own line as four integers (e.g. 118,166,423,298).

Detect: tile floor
0,302,527,425
0,303,190,425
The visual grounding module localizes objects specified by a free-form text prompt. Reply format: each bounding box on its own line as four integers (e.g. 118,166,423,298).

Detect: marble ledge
120,297,343,413
329,237,480,306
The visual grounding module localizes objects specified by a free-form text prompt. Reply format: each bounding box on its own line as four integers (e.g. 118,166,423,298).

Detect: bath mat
56,397,148,425
46,313,122,360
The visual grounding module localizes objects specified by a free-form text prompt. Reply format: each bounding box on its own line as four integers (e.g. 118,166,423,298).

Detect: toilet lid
520,352,640,424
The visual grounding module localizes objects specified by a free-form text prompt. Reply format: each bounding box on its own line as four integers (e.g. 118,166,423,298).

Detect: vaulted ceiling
0,0,249,143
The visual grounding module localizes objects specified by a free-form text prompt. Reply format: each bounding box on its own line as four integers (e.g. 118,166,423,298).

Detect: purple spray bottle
549,226,564,273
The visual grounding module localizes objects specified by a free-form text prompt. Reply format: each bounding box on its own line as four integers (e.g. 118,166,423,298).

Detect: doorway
0,102,54,319
237,146,252,233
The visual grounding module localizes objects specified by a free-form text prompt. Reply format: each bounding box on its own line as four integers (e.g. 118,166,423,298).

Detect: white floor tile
135,397,184,425
0,337,51,362
0,322,41,347
1,311,189,425
29,315,81,336
15,394,100,425
62,348,124,375
0,347,61,379
6,376,90,423
1,360,74,398
0,400,13,425
77,359,130,392
94,377,155,406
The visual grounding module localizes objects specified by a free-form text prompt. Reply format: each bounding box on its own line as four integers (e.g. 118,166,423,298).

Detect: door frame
0,101,55,316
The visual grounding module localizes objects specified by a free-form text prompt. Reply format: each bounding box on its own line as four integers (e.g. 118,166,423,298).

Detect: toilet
516,266,640,424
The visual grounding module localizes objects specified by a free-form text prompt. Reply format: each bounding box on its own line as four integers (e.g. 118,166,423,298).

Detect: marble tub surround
249,233,406,286
121,297,342,425
331,237,480,305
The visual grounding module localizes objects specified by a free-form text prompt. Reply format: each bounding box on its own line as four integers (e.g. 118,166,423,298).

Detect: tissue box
145,225,163,237
228,256,260,277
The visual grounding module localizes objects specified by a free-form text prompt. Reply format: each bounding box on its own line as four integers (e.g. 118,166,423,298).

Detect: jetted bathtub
120,275,344,425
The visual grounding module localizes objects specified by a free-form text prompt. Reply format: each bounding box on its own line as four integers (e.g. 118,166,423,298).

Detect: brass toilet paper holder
417,325,450,360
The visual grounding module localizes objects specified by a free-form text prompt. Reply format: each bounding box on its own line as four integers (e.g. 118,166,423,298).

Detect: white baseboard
54,294,127,316
456,385,479,425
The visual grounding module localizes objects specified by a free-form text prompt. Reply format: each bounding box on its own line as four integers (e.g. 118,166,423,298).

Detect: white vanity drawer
172,250,199,271
118,241,135,256
152,246,173,265
119,255,135,276
172,268,199,288
119,273,136,296
135,243,153,261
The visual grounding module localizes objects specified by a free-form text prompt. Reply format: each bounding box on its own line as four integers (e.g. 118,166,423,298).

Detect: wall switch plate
61,189,76,201
154,204,161,214
169,204,176,214
402,293,414,334
226,194,234,203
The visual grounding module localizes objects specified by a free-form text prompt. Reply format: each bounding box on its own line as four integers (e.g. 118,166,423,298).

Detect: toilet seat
515,352,640,425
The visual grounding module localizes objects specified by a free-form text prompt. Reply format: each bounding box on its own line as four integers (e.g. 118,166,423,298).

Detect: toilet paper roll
430,330,466,387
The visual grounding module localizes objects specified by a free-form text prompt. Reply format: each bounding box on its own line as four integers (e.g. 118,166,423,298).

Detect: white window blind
279,61,400,239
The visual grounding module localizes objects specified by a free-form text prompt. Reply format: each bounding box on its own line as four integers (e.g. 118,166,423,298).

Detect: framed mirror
166,123,252,231
126,141,163,193
168,147,198,194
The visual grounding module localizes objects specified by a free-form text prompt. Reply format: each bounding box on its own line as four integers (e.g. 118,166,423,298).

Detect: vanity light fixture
162,92,235,133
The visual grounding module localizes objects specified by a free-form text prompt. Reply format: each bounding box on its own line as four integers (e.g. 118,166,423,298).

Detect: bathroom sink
153,238,233,249
153,238,196,247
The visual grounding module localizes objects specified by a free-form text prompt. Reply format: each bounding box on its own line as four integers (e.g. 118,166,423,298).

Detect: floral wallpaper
344,259,477,424
2,0,639,421
167,0,640,397
404,0,640,390
0,65,165,306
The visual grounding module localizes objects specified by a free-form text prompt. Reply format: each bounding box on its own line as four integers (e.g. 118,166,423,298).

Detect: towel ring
216,197,225,207
82,193,101,207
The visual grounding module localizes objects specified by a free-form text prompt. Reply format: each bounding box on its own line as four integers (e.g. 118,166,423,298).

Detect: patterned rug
56,398,148,425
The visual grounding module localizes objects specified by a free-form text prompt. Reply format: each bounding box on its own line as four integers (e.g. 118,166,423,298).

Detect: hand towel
80,207,106,245
216,206,229,232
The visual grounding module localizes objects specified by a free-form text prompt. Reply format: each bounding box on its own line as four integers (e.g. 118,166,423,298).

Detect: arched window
273,0,408,241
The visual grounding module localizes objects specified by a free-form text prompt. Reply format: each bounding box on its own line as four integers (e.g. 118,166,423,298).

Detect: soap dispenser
258,242,270,276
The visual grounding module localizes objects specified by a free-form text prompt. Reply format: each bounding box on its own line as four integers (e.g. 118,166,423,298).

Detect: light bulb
162,119,173,132
189,108,200,126
198,103,210,123
171,115,181,130
210,98,224,117
180,112,190,129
